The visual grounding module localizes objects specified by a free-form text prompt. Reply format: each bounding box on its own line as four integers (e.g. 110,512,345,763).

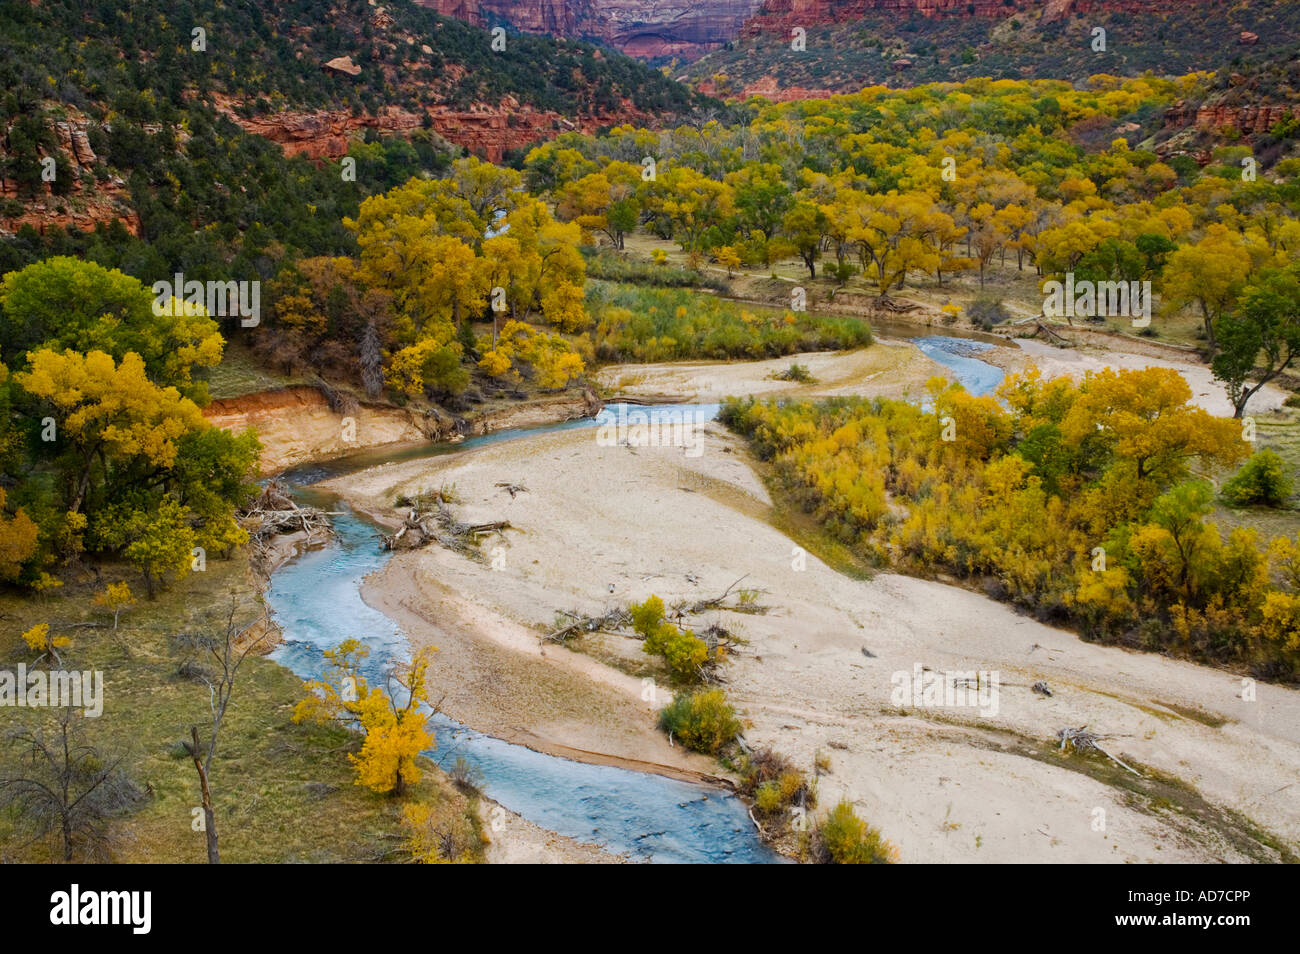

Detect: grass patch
0,553,480,863
206,342,313,401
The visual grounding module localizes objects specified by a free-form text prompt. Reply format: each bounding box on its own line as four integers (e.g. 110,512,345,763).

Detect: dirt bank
204,385,603,475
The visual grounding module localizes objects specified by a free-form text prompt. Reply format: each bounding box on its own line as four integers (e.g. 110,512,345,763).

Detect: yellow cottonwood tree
17,349,207,515
294,641,438,796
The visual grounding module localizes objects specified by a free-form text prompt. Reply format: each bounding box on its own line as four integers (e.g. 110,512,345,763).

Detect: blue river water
264,338,1002,863
911,335,1005,397
268,407,779,864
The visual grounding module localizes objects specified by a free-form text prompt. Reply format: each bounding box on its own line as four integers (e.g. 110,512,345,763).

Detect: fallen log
1057,725,1140,776
544,607,632,642
381,499,510,556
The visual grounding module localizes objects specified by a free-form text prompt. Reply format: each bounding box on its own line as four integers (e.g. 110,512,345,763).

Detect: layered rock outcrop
220,95,631,163
1163,101,1300,136
0,113,139,237
419,0,764,60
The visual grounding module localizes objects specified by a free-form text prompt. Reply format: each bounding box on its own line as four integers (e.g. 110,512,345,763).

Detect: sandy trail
321,336,1299,863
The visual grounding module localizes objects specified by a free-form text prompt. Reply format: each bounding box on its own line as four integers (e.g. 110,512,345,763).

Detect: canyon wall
219,98,587,163
0,114,139,237
419,0,765,60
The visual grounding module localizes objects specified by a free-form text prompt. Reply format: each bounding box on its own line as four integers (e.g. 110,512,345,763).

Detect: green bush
817,800,897,864
657,689,741,755
774,362,816,383
1221,450,1294,508
966,294,1010,331
583,251,729,291
588,282,871,363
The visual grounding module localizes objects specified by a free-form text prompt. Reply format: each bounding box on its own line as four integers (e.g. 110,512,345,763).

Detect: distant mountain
418,0,765,62
687,0,1300,96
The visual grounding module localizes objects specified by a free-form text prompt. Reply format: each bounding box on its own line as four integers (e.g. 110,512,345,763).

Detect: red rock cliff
419,0,765,60
216,94,642,164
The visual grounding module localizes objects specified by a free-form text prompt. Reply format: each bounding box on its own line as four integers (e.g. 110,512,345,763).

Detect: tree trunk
191,726,220,864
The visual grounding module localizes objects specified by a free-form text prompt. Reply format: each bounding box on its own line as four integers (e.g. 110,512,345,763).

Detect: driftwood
382,498,509,556
1034,321,1072,346
1057,725,1140,776
674,574,768,616
494,482,529,499
239,480,337,548
544,608,631,642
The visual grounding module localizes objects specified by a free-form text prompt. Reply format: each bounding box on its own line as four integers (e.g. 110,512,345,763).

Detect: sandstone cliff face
419,0,764,60
0,113,139,237
697,74,833,101
204,385,603,475
1163,101,1300,137
214,92,636,163
743,0,1009,34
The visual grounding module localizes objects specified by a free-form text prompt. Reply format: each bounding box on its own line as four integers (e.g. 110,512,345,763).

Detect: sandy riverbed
598,334,1288,418
318,339,1300,863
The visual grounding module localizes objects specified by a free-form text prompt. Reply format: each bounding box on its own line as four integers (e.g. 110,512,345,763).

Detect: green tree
1211,264,1300,418
0,257,223,401
783,202,829,280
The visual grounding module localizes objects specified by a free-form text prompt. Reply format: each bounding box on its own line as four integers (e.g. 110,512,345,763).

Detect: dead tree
0,705,141,862
544,608,632,642
383,497,509,556
176,594,276,863
1057,725,1140,776
239,479,337,566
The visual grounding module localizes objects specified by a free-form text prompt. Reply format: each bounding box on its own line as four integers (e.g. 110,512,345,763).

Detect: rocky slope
0,0,709,255
215,93,631,163
738,0,1205,34
686,0,1300,103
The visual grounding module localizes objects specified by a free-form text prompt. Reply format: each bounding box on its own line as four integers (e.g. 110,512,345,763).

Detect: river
262,334,1003,863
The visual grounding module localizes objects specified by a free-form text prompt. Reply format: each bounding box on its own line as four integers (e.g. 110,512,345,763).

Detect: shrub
966,294,1010,331
631,594,711,679
643,624,710,678
816,800,898,864
1221,449,1294,508
773,362,816,383
738,747,813,812
657,689,741,755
